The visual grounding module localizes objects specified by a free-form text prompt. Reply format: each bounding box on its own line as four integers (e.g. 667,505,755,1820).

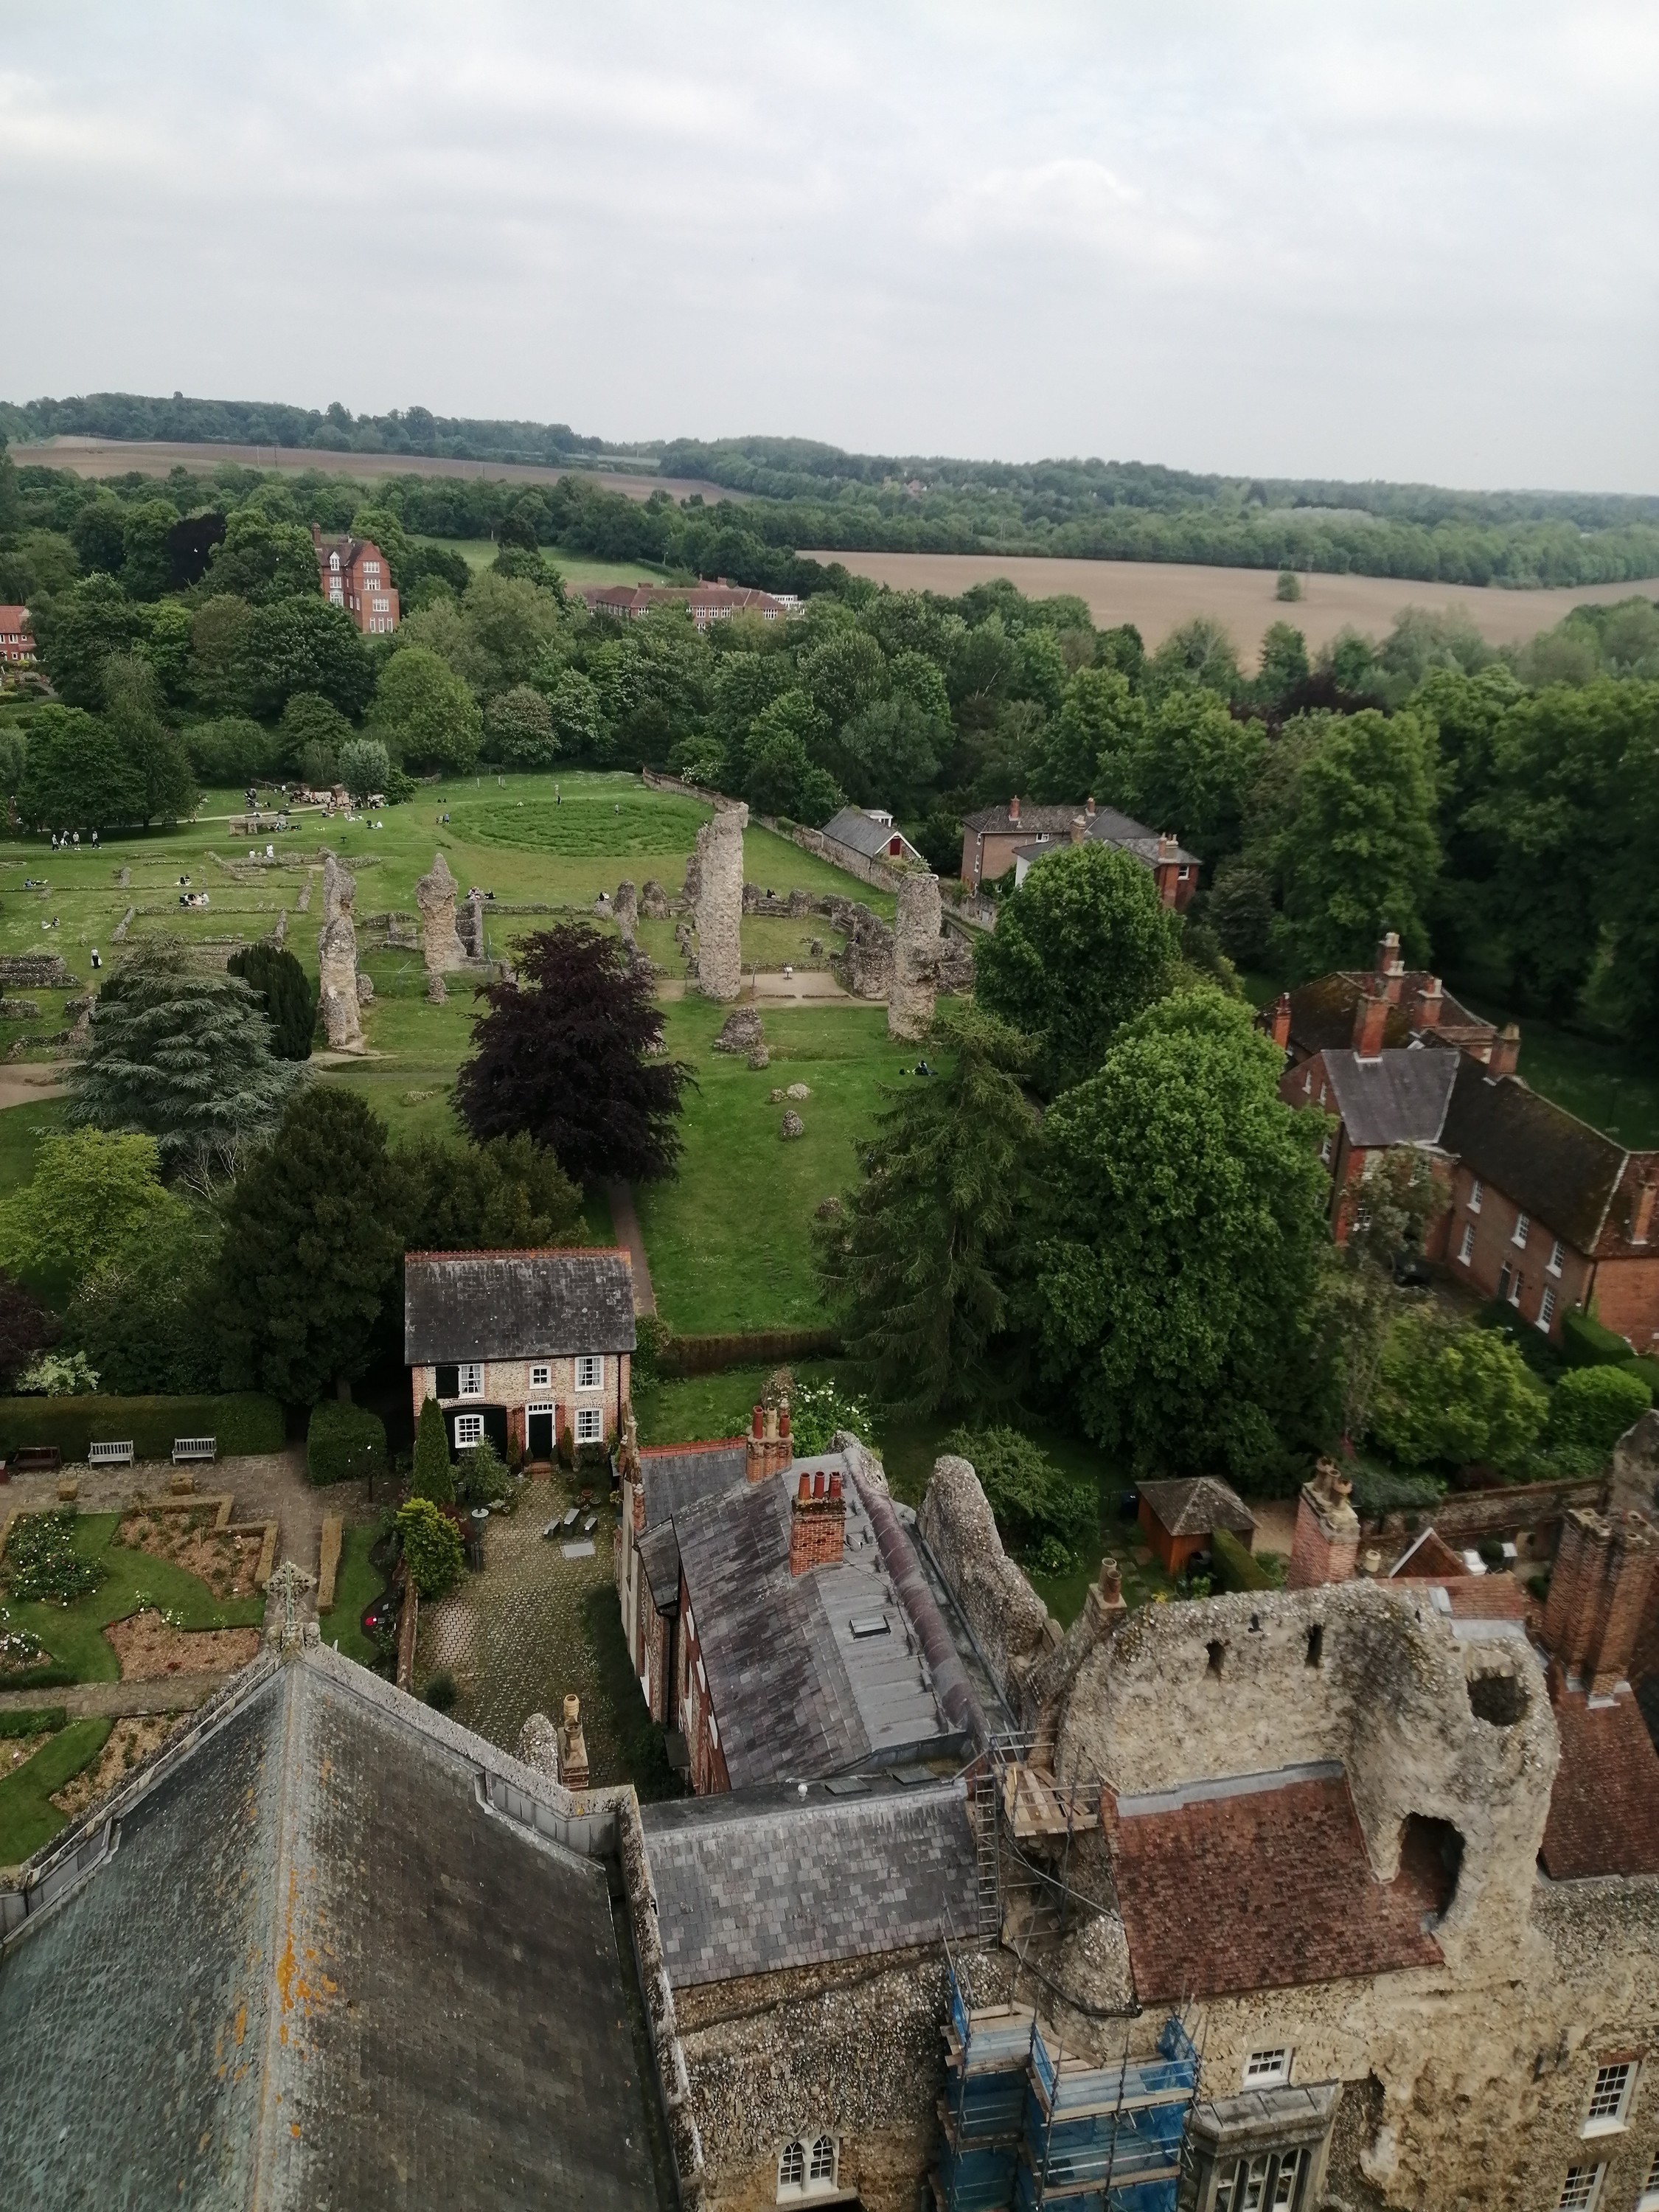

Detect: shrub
422,1669,458,1713
2,1513,104,1606
632,1313,669,1385
409,1394,454,1506
1347,1461,1447,1519
15,1352,100,1397
307,1399,389,1487
338,736,391,801
558,1424,574,1469
1211,1525,1274,1592
0,1392,283,1462
0,1706,66,1738
942,1426,1097,1554
1548,1365,1652,1454
791,1378,875,1455
1369,1310,1549,1472
396,1498,464,1599
455,1433,509,1507
1559,1308,1635,1368
575,1440,613,1481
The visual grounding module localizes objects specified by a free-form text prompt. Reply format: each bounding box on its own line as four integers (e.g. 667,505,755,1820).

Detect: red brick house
581,581,798,630
312,524,400,635
960,795,1200,908
0,607,34,667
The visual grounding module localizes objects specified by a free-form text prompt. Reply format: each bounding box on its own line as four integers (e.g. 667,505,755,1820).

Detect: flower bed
2,1513,105,1607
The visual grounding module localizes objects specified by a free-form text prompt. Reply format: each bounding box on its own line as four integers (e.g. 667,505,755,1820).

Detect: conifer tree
411,1394,456,1506
227,942,316,1061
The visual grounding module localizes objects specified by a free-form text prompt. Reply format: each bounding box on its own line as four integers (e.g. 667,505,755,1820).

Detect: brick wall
1590,1253,1659,1355
1444,1162,1587,1339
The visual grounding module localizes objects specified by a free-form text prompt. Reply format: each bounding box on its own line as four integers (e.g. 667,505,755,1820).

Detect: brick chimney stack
1270,992,1293,1052
1008,795,1020,826
1352,990,1389,1060
746,1402,792,1484
1085,796,1096,819
1375,930,1405,1001
1486,1023,1522,1079
1070,815,1087,845
1288,1458,1361,1589
1629,1171,1657,1248
790,1468,846,1575
1543,1508,1657,1697
1413,976,1444,1032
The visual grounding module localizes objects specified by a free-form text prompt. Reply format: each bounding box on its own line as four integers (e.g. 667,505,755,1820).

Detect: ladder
973,1765,1003,1940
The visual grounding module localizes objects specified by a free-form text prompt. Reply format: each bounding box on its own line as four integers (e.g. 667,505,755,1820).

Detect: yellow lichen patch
234,1999,248,2045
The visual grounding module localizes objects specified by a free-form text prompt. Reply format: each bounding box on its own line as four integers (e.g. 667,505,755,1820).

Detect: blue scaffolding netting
933,1953,1197,2212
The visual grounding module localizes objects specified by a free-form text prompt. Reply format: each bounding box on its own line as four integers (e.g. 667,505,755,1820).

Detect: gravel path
0,1672,232,1717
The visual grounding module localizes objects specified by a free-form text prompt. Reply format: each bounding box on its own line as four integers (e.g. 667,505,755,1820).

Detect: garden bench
172,1436,218,1466
10,1447,60,1475
88,1441,134,1468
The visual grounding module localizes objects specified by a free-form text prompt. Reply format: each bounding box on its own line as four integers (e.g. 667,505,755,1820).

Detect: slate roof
1136,1476,1256,1541
405,1248,636,1363
821,807,920,863
675,1454,955,1787
638,1439,748,1528
639,1522,686,1610
1437,1055,1648,1255
966,800,1200,869
641,1777,977,1987
0,1649,661,2211
1106,1767,1443,2001
962,801,1082,836
1540,1690,1659,1881
1286,970,1489,1059
1322,1044,1459,1149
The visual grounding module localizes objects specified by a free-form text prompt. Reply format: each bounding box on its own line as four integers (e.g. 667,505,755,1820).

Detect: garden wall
653,1328,842,1380
0,1394,285,1464
1368,1472,1607,1549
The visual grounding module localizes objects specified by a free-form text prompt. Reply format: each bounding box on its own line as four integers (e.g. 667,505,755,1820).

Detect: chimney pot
779,1406,791,1438
828,1471,842,1500
797,1472,812,1502
1085,795,1096,818
812,1470,825,1498
751,1405,764,1439
1070,815,1086,845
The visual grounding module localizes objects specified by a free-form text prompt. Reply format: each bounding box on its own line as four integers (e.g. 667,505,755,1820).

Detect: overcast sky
3,2,1656,490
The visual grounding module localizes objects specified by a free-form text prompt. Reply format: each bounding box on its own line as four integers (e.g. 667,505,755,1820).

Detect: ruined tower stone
613,880,639,947
318,914,364,1051
457,888,485,961
693,802,747,1002
321,849,355,928
639,879,670,920
888,869,943,1040
416,851,467,976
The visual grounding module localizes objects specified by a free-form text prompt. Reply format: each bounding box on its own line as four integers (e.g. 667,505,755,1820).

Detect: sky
2,1,1657,490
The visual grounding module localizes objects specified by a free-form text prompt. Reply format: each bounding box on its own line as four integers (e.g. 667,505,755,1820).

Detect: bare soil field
12,436,732,506
805,550,1659,658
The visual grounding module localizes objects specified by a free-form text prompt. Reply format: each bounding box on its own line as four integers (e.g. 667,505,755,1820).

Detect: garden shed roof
1136,1476,1256,1541
404,1247,636,1363
0,1649,661,2211
821,807,922,863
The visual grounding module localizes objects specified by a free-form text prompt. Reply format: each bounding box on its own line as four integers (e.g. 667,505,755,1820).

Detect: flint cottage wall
408,1352,629,1455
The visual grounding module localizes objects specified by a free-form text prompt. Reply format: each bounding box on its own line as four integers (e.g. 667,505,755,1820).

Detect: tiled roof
961,802,1082,836
1388,1527,1469,1579
675,1455,954,1788
821,807,917,862
1438,1055,1637,1253
1136,1476,1256,1540
1287,971,1489,1060
978,800,1199,871
638,1521,684,1610
1540,1690,1659,1880
404,1248,636,1363
1322,1045,1458,1149
641,1777,976,1986
0,1652,659,2211
1107,1767,1443,2001
638,1440,748,1529
0,605,30,629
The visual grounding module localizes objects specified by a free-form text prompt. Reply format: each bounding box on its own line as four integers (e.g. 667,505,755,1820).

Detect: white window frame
530,1363,551,1390
1469,1178,1483,1212
1582,2062,1635,2136
1320,1133,1333,1165
459,1361,484,1398
575,1407,602,1445
1538,1286,1557,1332
1513,1211,1531,1249
576,1354,604,1392
454,1413,484,1450
1548,1237,1565,1276
1458,1223,1475,1265
776,2132,840,2202
1556,2163,1604,2210
1243,2047,1291,2087
1638,2149,1659,2211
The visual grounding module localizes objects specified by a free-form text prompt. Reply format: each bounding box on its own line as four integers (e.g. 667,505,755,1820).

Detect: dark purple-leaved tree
454,925,692,1183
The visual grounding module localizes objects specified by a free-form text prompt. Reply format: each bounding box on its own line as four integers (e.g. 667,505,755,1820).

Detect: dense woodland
1,437,1657,1054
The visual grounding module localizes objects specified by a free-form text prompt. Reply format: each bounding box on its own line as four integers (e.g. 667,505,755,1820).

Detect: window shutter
435,1363,459,1399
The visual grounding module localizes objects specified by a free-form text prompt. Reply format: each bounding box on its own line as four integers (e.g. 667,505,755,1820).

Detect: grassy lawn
633,1362,843,1447
413,537,685,588
0,1718,112,1866
0,1512,265,1684
635,998,923,1333
319,1521,385,1666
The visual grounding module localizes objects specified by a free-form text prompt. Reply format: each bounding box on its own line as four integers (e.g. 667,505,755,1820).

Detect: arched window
778,2133,839,2199
810,2135,837,2183
778,2140,805,2191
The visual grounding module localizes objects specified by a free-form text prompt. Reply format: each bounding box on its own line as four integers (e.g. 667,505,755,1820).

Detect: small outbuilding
1136,1475,1256,1577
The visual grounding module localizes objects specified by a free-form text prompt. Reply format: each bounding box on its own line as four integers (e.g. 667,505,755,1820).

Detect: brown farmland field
804,549,1659,659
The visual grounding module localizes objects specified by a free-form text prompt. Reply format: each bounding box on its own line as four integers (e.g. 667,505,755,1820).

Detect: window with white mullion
1582,2061,1634,2133
1556,2163,1604,2210
459,1362,484,1398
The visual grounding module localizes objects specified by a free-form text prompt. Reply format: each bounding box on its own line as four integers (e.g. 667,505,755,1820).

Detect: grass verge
0,1718,112,1866
319,1522,386,1667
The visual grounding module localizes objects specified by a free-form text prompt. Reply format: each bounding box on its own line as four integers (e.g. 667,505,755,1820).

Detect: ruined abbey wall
693,804,747,1001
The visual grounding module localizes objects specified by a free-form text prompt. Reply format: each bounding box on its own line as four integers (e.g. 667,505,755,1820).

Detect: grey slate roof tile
638,1441,748,1528
405,1248,636,1363
1322,1044,1458,1150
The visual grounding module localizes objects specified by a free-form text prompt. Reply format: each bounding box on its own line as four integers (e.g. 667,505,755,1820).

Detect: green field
319,1521,385,1666
414,537,683,588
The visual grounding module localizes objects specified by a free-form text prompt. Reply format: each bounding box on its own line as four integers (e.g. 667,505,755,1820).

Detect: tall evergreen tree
227,942,316,1061
411,1394,456,1505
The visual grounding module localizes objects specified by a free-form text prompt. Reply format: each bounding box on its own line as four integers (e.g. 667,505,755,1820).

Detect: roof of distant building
674,1452,956,1787
1438,1053,1651,1255
0,605,31,629
581,582,790,618
1285,970,1491,1060
1321,1044,1460,1149
821,807,922,863
404,1248,636,1363
1540,1690,1659,1881
966,799,1200,870
641,1775,977,1987
1388,1527,1470,1579
1107,1765,1444,2000
0,1649,660,2211
1136,1476,1256,1541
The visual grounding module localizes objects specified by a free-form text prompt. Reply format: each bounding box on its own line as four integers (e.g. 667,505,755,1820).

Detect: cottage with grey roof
405,1245,636,1464
959,793,1200,906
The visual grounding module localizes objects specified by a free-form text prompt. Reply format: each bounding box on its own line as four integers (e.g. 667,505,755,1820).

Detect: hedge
307,1400,389,1488
0,1708,66,1739
0,1393,284,1463
1211,1526,1275,1593
1560,1310,1635,1368
654,1326,843,1380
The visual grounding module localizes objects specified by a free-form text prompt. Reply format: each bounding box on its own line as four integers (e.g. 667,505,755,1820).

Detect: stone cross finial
268,1557,317,1654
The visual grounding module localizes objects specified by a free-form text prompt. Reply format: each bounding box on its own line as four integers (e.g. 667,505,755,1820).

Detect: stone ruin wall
888,870,942,1040
693,804,747,1002
918,1454,1054,1705
415,850,469,975
316,850,363,1050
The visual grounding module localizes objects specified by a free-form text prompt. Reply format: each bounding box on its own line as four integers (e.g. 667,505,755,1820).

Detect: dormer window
330,552,340,572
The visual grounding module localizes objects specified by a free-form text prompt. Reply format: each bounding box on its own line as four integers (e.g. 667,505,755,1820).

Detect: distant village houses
581,580,801,630
0,605,35,666
311,522,400,634
959,794,1201,908
818,805,926,872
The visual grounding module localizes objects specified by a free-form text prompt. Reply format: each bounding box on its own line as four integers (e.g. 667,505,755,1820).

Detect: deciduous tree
1274,707,1440,974
0,1128,176,1287
368,645,481,773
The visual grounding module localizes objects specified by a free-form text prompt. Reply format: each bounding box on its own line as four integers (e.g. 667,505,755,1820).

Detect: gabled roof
1136,1476,1256,1540
0,605,30,629
962,801,1086,836
641,1775,977,1987
0,1649,661,2211
977,799,1199,871
1106,1767,1443,2001
1437,1055,1640,1254
1322,1044,1458,1150
1540,1690,1659,1880
821,807,921,863
404,1248,636,1363
638,1439,748,1530
1286,970,1491,1060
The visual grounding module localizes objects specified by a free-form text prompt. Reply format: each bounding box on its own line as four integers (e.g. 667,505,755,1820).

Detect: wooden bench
172,1436,218,1466
10,1447,60,1475
88,1441,134,1469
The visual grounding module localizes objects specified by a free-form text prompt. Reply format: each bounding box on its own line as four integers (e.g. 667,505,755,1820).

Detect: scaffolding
933,1948,1198,2212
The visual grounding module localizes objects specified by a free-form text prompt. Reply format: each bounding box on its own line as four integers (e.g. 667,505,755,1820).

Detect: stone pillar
416,851,468,975
888,870,943,1040
316,855,364,1052
1287,1458,1360,1588
321,849,354,928
558,1693,590,1790
457,889,485,961
613,880,639,947
693,804,747,1002
1544,1508,1658,1695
